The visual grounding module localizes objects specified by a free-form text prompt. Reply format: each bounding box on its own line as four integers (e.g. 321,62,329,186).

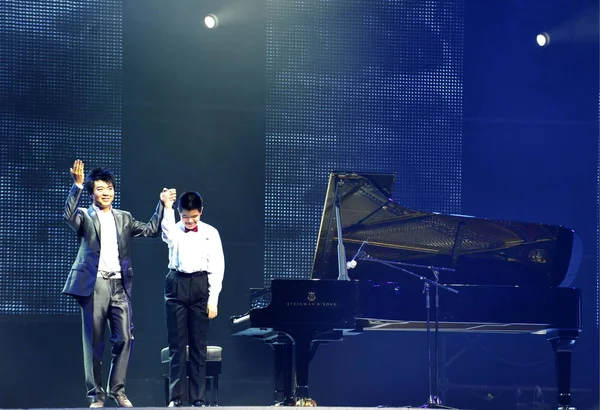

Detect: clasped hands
160,188,177,208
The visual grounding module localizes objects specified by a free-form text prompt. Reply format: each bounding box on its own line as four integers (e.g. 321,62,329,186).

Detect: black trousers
165,270,209,404
78,277,134,403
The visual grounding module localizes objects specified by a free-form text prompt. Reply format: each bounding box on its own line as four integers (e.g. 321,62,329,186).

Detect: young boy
160,190,225,407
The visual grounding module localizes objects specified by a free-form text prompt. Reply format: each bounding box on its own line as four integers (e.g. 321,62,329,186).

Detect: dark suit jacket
62,184,164,298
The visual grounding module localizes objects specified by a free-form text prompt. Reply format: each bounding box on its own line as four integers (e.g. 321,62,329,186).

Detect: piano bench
161,346,222,406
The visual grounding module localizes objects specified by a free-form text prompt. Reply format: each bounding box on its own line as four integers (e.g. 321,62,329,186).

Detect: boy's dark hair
178,191,203,212
85,167,116,195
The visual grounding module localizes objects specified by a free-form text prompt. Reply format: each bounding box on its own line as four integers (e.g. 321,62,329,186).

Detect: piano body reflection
230,172,582,408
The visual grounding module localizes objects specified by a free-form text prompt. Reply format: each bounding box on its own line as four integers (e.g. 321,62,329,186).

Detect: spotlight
204,14,218,29
536,32,550,47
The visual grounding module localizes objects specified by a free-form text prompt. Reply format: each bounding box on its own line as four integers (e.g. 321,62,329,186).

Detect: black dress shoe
168,400,183,407
191,401,205,407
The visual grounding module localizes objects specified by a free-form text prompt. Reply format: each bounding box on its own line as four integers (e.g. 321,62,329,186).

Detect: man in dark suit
63,159,174,408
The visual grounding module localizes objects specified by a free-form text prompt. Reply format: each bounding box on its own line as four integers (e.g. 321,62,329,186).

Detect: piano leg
272,336,296,405
271,331,321,406
547,329,579,410
292,331,313,400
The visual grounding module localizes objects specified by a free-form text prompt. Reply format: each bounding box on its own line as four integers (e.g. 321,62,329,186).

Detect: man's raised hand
70,159,85,185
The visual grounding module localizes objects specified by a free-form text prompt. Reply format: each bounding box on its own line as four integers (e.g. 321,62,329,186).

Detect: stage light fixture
204,14,218,29
536,32,550,47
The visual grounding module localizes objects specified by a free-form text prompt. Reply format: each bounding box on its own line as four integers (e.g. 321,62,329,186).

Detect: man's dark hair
178,191,203,212
85,167,117,195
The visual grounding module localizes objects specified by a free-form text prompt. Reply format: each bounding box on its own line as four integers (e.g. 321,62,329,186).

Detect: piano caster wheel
275,398,316,407
295,398,317,407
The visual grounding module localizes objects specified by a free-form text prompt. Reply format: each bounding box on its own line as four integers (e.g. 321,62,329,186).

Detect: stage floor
6,407,471,410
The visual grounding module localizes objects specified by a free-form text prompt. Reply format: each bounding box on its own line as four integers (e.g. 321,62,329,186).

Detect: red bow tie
185,226,198,233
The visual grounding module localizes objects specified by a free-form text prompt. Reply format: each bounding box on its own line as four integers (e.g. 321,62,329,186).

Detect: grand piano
230,172,583,409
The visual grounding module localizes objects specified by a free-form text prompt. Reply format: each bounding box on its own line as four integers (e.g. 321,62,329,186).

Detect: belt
98,270,122,279
170,269,209,277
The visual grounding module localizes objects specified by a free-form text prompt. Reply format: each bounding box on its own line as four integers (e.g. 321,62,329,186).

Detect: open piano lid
311,172,582,287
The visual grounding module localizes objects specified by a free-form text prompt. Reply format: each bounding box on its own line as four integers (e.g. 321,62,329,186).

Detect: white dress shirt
93,204,122,278
161,209,225,307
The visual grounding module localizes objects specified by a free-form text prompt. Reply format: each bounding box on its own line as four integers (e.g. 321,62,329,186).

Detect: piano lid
311,172,582,287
